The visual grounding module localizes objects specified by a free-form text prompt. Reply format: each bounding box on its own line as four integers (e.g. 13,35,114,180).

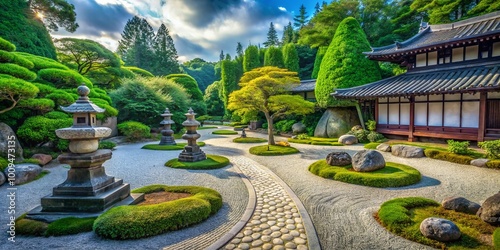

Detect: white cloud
278,6,287,12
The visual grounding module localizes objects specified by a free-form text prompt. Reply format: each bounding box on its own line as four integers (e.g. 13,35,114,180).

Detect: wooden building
292,79,316,102
333,11,500,142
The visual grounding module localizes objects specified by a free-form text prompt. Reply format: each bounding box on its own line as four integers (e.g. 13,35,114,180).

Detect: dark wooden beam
409,96,416,142
478,92,486,142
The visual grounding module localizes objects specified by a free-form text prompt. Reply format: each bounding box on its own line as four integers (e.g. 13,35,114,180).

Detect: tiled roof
61,99,106,113
366,11,500,56
333,62,500,99
292,79,316,92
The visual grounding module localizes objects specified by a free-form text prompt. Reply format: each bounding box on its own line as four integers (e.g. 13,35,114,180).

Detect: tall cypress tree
264,46,284,68
316,17,381,107
243,45,260,72
263,22,279,47
117,16,155,71
281,22,294,45
221,59,238,114
236,42,243,57
152,23,180,75
283,43,299,73
311,46,327,79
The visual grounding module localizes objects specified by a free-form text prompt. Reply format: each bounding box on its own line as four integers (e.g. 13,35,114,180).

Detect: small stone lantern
178,108,206,162
159,108,176,145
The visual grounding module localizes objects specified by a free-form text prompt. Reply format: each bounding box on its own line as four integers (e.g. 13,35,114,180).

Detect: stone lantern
159,108,176,145
28,85,142,221
178,108,206,162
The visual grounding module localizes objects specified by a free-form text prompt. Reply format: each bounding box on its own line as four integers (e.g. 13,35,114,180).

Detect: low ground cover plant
142,142,205,150
165,154,229,170
233,137,267,143
288,136,343,146
212,130,238,135
16,214,96,237
117,121,150,141
249,145,299,156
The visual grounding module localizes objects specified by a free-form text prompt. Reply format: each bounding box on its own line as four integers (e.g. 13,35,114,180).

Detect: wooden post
355,102,365,130
478,92,486,142
409,96,416,142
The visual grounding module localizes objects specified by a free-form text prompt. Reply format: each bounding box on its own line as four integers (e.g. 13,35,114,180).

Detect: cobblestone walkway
223,156,313,250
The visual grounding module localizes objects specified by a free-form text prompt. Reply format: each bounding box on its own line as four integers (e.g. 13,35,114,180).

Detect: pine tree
316,17,381,107
314,2,322,15
151,23,180,75
219,50,224,61
117,16,155,71
243,45,260,72
283,43,299,73
294,4,308,29
264,46,284,68
236,42,243,57
263,22,279,47
281,22,294,44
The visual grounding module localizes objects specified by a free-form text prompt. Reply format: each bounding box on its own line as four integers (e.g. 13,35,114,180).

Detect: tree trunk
264,112,275,145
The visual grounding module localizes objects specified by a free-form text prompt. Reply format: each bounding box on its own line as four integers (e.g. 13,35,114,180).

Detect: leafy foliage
263,22,279,47
478,140,500,159
220,59,239,112
17,115,72,149
166,74,203,101
45,217,96,236
204,81,224,116
264,46,284,68
316,17,381,107
14,52,68,70
117,121,150,141
0,76,39,114
0,37,16,52
150,24,181,76
243,45,260,72
311,46,327,79
122,66,153,77
283,44,300,73
38,68,92,88
0,63,37,80
447,140,470,155
182,58,216,92
424,149,474,165
28,0,78,32
98,141,116,150
274,119,296,133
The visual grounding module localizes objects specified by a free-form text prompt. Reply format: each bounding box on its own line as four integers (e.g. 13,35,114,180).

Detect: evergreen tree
297,45,316,80
204,81,224,116
117,16,155,72
259,48,266,66
263,22,279,47
314,2,322,15
281,22,294,44
264,46,284,68
151,23,180,75
411,0,476,23
468,0,500,16
283,44,300,73
243,45,260,72
294,4,309,29
225,53,232,60
28,0,78,32
219,50,224,61
236,42,243,57
316,17,381,107
311,46,328,79
220,59,238,112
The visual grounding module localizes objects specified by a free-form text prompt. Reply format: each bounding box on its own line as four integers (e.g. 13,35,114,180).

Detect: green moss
288,137,343,146
0,157,8,171
212,130,238,135
378,197,497,249
233,137,268,143
0,63,36,80
94,185,222,239
0,37,16,52
308,160,421,187
16,216,48,236
45,217,96,236
249,145,300,156
165,155,229,170
364,142,381,149
494,228,500,249
485,160,500,169
197,126,218,130
18,170,49,185
424,149,474,165
142,142,205,150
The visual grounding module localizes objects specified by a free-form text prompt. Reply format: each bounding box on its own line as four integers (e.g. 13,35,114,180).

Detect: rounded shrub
0,37,16,52
98,141,116,150
0,63,36,80
32,82,57,97
14,52,69,71
0,50,14,62
18,98,55,113
46,90,75,107
11,53,35,69
117,121,150,141
44,111,70,119
308,160,421,187
166,74,204,101
93,185,222,239
17,116,73,148
38,68,92,88
45,217,96,236
122,66,154,77
165,155,229,170
233,137,268,143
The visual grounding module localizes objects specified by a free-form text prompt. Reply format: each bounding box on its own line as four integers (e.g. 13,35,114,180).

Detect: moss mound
364,142,381,149
142,142,205,150
308,160,421,187
233,137,268,143
288,137,343,146
424,149,474,165
165,154,230,170
494,228,500,249
212,130,238,135
378,197,497,249
16,214,95,237
93,185,222,239
249,145,299,156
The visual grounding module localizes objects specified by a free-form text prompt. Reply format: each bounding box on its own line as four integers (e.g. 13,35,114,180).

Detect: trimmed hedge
308,160,421,187
142,142,205,150
249,145,299,156
38,68,92,88
44,111,70,119
117,121,150,141
165,155,229,170
0,50,34,69
424,149,474,165
18,98,55,112
233,137,268,143
46,90,75,107
0,63,36,80
0,37,15,52
32,82,57,96
14,52,69,71
98,141,116,150
93,185,222,239
212,130,238,135
17,116,72,148
45,217,96,236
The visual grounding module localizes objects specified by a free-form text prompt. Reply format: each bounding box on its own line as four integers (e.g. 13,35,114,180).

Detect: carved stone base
178,145,207,162
159,135,176,145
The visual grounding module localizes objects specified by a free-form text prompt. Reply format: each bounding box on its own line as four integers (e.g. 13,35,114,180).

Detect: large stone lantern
178,108,206,162
159,108,176,145
28,85,142,221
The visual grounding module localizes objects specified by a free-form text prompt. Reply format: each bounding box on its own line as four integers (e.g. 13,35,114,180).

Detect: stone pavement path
223,156,312,250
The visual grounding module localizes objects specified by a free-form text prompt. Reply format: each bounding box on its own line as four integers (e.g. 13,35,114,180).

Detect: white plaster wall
461,101,480,128
428,103,443,126
389,104,399,124
415,103,427,126
445,93,461,100
463,93,480,100
400,103,410,125
378,104,388,124
465,45,478,60
428,51,437,66
443,102,460,127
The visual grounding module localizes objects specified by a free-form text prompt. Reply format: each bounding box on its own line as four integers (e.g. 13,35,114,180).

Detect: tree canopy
243,45,260,72
264,46,284,68
228,66,314,145
283,44,300,73
28,0,78,32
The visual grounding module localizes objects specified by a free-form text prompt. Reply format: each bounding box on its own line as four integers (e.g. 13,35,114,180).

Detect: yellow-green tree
228,66,315,145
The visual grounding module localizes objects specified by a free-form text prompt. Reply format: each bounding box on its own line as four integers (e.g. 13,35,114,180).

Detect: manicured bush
485,160,500,169
233,137,268,143
447,140,470,155
0,50,13,62
212,130,238,135
117,121,150,141
142,142,205,150
18,98,55,113
46,90,75,107
45,217,96,236
308,160,421,187
0,51,34,69
38,68,92,88
0,63,36,80
14,52,69,71
122,66,154,77
94,185,223,239
16,216,48,236
32,82,57,97
494,228,500,249
166,74,204,101
165,155,229,170
249,145,299,156
274,119,296,133
0,37,16,52
349,129,370,143
17,116,72,148
98,141,116,150
365,120,377,131
44,111,70,119
478,140,500,159
424,149,474,165
367,131,385,142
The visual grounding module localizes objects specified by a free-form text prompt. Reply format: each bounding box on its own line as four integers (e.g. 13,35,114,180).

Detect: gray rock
0,122,24,162
470,158,489,167
0,172,5,186
376,143,391,152
326,152,352,166
314,107,360,138
442,196,481,215
292,122,306,134
477,192,500,226
3,163,42,185
291,135,298,139
391,145,425,158
420,217,461,242
338,135,358,145
32,154,53,166
351,150,385,172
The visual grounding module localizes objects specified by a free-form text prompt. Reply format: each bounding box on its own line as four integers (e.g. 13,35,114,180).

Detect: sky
52,0,320,62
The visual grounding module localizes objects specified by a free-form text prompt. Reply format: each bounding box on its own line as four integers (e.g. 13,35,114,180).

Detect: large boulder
441,197,480,215
292,122,306,134
352,150,385,172
326,152,352,166
476,192,500,226
314,107,360,138
0,172,5,186
3,163,42,185
376,143,391,152
420,217,461,242
0,122,24,162
32,154,53,166
338,134,357,145
391,145,424,158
